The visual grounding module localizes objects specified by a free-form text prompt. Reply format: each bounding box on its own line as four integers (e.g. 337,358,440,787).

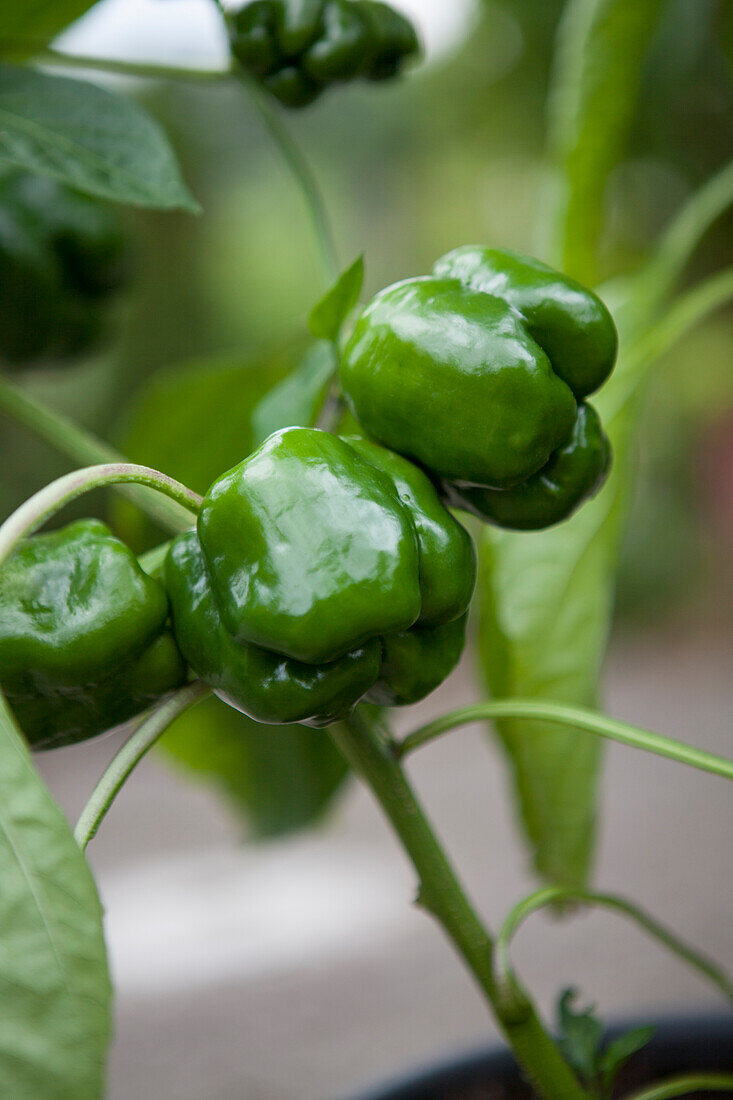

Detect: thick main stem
0,375,192,533
332,710,589,1100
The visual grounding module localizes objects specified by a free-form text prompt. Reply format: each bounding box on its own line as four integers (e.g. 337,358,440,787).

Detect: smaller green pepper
0,171,126,367
355,1,419,80
226,0,419,108
0,520,185,749
341,246,617,531
441,402,610,530
302,0,369,82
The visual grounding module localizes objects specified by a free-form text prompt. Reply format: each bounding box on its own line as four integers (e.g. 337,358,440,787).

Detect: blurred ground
38,624,733,1100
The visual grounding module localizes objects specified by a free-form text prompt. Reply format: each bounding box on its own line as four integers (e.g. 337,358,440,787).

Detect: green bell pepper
0,520,186,749
227,0,419,108
166,427,475,724
341,246,617,530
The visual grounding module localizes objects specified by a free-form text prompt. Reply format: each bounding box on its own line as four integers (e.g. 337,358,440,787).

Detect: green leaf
543,0,667,283
0,1,102,49
251,340,337,446
557,988,604,1083
599,1025,655,1093
481,162,733,890
0,63,199,210
118,348,293,508
309,254,364,342
161,696,350,838
0,693,111,1099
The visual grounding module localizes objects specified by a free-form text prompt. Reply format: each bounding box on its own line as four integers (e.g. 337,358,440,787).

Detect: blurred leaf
0,1,102,49
484,44,733,890
557,988,604,1082
251,340,337,446
118,348,294,507
479,257,733,888
0,695,111,1099
611,158,733,330
309,254,364,342
161,695,350,838
543,0,667,282
599,1025,655,1093
0,64,199,210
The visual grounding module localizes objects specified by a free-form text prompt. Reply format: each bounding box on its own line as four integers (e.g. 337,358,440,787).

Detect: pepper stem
0,375,194,534
0,463,201,571
332,708,591,1100
74,682,210,851
396,700,733,782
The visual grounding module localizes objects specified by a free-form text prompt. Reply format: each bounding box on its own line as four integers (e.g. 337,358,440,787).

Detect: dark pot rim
350,1012,733,1100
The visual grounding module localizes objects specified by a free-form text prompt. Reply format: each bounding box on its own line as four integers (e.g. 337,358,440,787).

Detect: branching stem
75,682,210,851
0,375,193,533
624,1075,733,1100
0,463,201,570
397,701,733,782
496,886,733,1007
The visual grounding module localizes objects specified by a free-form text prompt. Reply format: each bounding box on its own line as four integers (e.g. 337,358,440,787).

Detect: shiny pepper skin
226,0,419,108
341,246,618,530
0,171,126,366
166,427,476,725
0,521,186,750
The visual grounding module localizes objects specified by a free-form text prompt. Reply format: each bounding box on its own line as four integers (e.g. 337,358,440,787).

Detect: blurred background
1,0,732,1096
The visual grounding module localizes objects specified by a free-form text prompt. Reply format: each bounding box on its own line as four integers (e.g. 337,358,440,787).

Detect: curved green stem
397,701,733,782
0,375,193,533
624,1075,733,1100
238,72,339,285
496,886,733,1007
0,463,201,569
74,682,210,851
9,44,235,83
332,708,590,1100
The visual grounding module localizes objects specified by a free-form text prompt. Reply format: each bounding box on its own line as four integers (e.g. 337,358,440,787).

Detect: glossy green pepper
341,246,617,530
166,529,382,726
0,171,126,366
0,520,186,750
227,0,419,108
166,427,475,724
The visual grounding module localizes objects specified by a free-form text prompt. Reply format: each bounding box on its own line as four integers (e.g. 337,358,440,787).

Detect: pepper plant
0,2,731,1098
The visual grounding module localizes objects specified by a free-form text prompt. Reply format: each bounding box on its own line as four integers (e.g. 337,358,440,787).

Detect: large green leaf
479,253,733,888
0,1,102,48
162,696,349,838
480,0,725,889
543,0,668,283
0,694,111,1098
120,344,354,834
0,64,198,210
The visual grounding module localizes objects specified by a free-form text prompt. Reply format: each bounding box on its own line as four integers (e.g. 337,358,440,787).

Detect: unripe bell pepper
341,246,617,530
227,0,419,108
166,427,475,725
0,521,186,749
